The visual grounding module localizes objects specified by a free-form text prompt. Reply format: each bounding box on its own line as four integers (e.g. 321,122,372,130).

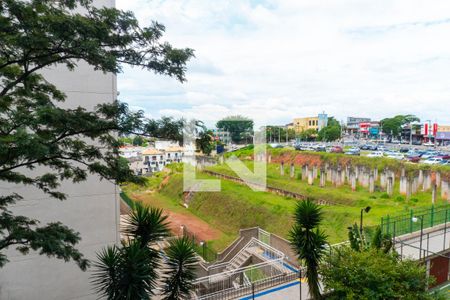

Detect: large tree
381,115,420,138
0,0,193,268
317,117,341,142
321,247,442,300
216,115,253,143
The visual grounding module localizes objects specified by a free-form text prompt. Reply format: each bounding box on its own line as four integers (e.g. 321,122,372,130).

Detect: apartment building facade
0,1,120,299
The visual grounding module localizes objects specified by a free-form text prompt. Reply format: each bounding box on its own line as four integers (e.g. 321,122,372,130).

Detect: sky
116,0,450,127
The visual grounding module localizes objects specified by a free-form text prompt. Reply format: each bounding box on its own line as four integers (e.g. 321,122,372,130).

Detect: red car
406,156,421,163
330,146,344,153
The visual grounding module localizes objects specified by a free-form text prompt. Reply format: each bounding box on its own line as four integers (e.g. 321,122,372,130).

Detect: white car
423,157,443,165
386,152,404,160
367,151,384,158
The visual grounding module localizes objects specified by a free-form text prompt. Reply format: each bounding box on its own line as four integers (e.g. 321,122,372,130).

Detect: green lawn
122,159,446,252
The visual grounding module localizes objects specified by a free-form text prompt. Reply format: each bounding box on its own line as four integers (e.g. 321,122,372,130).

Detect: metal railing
381,204,450,237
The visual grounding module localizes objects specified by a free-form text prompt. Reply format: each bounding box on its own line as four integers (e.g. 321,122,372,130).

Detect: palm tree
162,236,199,300
289,200,327,300
92,202,171,299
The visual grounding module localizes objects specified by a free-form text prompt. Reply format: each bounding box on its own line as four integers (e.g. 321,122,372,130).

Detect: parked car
367,151,384,158
399,147,409,153
406,156,421,163
345,148,360,156
441,160,449,166
423,157,443,165
386,152,404,160
330,146,344,153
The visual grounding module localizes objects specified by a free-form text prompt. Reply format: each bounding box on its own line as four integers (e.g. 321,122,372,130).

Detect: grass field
121,157,446,253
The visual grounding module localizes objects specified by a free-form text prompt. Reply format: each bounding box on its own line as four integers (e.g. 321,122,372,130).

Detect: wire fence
381,203,450,237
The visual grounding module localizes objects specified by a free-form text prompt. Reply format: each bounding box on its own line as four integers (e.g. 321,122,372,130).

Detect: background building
292,116,319,132
0,1,119,299
346,117,371,136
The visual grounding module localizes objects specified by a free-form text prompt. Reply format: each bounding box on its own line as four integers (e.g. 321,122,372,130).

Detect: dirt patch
165,211,221,241
130,193,221,241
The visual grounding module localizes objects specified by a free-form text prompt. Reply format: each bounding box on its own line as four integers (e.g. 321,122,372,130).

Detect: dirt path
130,193,221,241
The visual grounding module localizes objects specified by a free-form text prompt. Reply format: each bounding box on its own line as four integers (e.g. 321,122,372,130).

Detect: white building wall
0,1,119,299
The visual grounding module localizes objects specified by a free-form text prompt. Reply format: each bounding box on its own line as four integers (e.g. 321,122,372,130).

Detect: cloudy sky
116,0,450,127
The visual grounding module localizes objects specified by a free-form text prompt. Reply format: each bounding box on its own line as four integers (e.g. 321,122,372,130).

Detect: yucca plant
289,200,327,300
92,240,159,300
162,236,199,300
92,203,171,299
122,202,170,248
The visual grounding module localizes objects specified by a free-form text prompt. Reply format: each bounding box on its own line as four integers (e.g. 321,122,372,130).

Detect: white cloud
116,0,450,127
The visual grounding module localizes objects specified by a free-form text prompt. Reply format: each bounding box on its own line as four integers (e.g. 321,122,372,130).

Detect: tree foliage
93,203,198,299
381,115,420,137
0,0,193,268
317,117,341,142
348,224,393,253
145,117,186,145
321,247,438,300
162,236,199,300
266,126,295,143
216,115,253,143
299,128,318,141
289,200,328,300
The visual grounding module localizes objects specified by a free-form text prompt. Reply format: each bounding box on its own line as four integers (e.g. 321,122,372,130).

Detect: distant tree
196,130,214,155
145,117,186,144
265,126,295,143
133,135,145,146
317,117,341,142
162,236,199,300
299,128,317,141
216,115,253,143
381,115,420,138
289,200,328,300
321,247,438,300
0,0,193,268
118,137,133,145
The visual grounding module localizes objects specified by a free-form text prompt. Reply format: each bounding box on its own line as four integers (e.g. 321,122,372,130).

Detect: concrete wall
0,1,119,299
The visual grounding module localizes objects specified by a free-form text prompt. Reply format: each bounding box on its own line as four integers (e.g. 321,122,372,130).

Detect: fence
381,204,450,237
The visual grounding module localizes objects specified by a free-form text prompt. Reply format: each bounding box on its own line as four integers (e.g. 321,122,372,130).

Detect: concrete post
400,176,407,195
374,168,378,181
280,161,284,176
442,180,449,200
313,166,318,179
436,172,441,188
320,168,326,187
351,173,357,191
387,177,394,197
406,179,412,200
268,155,271,163
432,184,437,205
369,174,375,193
290,163,295,178
418,169,423,185
380,171,386,189
308,169,314,185
302,165,307,181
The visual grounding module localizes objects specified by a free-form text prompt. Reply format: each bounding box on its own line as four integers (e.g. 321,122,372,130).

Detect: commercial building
346,117,371,136
292,116,319,132
0,1,119,299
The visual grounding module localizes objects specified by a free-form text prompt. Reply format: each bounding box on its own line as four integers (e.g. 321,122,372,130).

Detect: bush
380,193,390,199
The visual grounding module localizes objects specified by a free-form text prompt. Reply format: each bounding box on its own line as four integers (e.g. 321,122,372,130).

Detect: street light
360,206,371,236
412,216,424,260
